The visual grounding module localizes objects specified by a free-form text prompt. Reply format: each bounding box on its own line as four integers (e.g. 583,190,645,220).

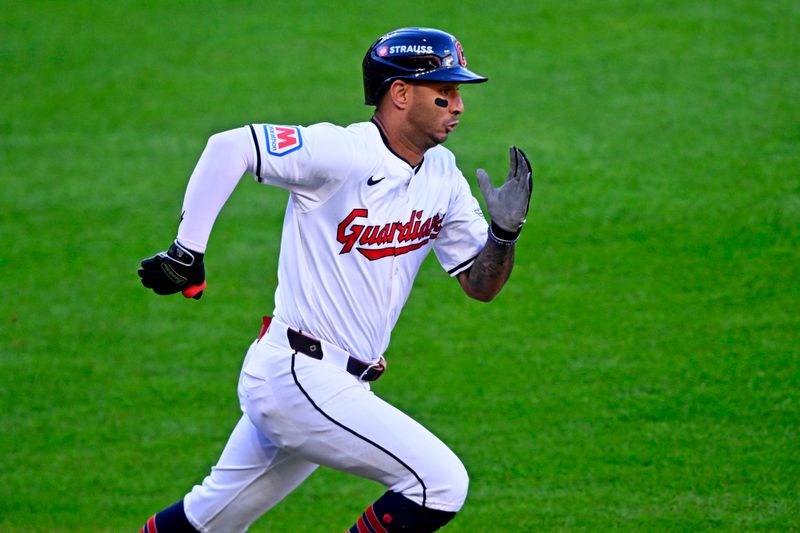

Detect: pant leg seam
289,352,429,507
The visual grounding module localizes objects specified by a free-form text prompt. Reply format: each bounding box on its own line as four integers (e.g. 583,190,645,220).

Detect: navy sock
348,491,456,532
140,500,198,533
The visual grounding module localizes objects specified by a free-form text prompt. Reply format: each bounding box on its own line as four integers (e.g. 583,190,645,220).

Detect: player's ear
387,80,411,110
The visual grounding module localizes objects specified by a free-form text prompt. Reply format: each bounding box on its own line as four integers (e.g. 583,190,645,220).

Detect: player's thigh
287,353,469,512
184,414,318,533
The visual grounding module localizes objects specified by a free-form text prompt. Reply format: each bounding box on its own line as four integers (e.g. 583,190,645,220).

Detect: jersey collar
369,118,424,174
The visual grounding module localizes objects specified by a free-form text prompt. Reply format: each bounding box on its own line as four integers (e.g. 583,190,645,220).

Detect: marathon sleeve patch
264,125,303,156
249,122,360,211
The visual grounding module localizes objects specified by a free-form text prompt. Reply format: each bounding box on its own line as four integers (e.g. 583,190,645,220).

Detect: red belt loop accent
258,316,273,341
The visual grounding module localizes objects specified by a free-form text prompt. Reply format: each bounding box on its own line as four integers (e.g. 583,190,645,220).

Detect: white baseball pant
182,320,469,532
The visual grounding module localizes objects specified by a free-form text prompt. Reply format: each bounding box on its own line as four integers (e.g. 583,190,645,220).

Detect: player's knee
454,459,470,507
419,451,469,512
444,457,470,510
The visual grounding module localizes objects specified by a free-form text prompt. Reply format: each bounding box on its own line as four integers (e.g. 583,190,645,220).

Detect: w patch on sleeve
264,125,303,156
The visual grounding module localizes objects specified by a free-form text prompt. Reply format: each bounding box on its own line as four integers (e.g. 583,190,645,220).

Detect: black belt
286,328,385,382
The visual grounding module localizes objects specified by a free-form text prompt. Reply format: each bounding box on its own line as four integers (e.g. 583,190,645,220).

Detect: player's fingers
476,168,493,199
138,267,166,283
515,155,531,195
139,270,180,294
518,148,533,198
515,147,532,178
152,284,179,295
507,146,518,182
138,269,157,288
516,146,530,167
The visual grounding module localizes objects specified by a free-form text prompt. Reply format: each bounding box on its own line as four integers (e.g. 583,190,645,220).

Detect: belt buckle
359,358,386,382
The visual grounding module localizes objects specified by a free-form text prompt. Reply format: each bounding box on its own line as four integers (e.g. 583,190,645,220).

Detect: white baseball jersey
177,119,487,361
176,120,487,528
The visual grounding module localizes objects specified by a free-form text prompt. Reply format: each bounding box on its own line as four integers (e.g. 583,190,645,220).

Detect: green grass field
2,1,798,531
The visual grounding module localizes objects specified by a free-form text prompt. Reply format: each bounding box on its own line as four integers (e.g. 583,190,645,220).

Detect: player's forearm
459,238,515,302
176,128,253,252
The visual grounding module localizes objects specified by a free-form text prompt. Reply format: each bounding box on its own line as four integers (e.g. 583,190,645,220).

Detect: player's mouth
445,120,459,133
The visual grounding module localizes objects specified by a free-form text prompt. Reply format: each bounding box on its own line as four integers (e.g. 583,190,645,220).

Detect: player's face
406,81,464,148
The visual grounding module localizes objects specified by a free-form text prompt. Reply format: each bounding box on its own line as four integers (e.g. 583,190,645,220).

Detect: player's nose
450,93,464,115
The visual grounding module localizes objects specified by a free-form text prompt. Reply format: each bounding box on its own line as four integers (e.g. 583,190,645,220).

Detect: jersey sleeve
247,122,355,210
433,171,489,276
176,127,254,253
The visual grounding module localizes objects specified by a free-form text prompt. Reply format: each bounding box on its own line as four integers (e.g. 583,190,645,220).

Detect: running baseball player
137,27,533,533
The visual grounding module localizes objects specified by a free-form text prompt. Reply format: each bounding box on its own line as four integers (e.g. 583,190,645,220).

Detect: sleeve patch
264,125,303,156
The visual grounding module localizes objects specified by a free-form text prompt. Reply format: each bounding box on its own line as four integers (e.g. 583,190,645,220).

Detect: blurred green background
1,1,798,531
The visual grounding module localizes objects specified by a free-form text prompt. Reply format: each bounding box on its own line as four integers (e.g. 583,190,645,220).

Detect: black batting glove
138,241,207,299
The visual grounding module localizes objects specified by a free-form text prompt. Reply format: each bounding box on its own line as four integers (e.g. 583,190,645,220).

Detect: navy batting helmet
362,27,488,105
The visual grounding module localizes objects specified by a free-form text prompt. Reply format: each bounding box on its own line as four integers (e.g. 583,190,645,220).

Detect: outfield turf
1,1,798,531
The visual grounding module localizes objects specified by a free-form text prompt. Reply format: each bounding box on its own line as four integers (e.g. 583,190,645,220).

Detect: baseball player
137,27,532,533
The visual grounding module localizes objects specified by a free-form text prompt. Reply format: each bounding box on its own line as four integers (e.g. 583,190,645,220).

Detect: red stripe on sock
356,516,371,533
365,506,389,533
147,515,158,533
